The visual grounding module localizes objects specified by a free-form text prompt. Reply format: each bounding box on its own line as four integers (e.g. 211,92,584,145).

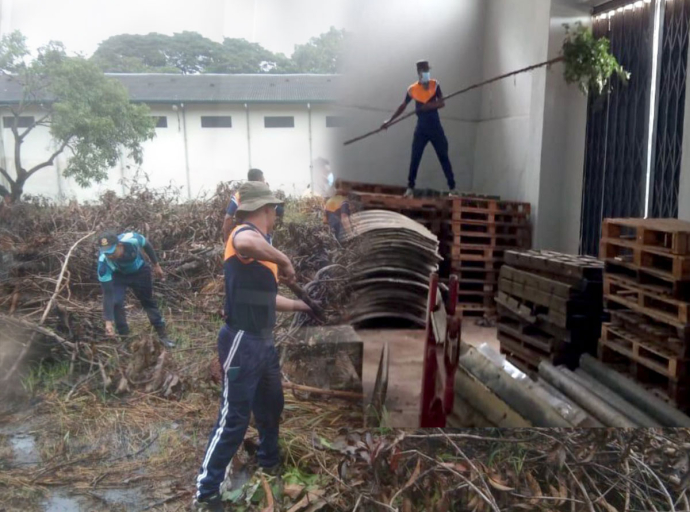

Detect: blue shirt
97,232,148,283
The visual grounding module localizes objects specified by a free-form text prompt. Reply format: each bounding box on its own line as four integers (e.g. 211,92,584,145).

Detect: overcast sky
0,0,351,57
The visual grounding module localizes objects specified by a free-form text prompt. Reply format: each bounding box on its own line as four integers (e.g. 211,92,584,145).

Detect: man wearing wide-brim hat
194,182,311,510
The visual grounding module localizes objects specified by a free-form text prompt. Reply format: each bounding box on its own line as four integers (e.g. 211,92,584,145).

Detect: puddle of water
100,487,143,509
9,433,41,465
43,490,85,512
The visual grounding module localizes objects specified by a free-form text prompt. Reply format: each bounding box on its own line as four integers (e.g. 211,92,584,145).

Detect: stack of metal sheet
346,210,441,327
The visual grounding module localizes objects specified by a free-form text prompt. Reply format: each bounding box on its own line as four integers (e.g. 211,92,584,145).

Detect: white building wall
0,101,337,202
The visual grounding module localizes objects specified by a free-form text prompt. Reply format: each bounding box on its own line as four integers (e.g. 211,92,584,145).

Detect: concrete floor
359,320,500,427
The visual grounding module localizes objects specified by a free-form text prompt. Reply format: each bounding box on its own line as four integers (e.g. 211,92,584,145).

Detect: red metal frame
419,274,462,428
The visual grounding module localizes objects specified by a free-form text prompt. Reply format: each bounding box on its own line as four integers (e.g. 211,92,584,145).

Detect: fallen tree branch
283,381,363,401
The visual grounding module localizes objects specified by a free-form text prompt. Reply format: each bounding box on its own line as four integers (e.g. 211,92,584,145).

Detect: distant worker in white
381,60,457,197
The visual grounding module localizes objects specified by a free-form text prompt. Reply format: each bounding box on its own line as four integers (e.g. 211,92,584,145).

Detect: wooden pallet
451,197,531,215
600,324,688,380
604,274,690,325
452,209,530,225
349,191,448,211
449,245,506,260
453,269,499,282
604,260,690,299
505,250,603,281
458,280,497,293
500,265,578,299
600,238,690,280
598,342,690,408
498,318,560,356
609,309,690,351
446,232,531,248
496,290,581,329
448,220,532,236
603,218,690,255
336,180,407,196
451,260,503,271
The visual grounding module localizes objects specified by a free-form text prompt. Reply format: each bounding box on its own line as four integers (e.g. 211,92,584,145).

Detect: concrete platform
359,320,499,427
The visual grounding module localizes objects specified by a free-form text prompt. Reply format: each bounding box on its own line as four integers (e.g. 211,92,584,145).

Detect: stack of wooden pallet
599,218,690,411
496,250,604,375
445,197,531,317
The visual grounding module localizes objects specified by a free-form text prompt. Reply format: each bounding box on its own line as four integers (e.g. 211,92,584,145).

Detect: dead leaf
260,473,274,512
488,473,514,492
440,462,470,474
597,498,618,512
402,498,413,512
525,472,542,505
546,445,566,469
402,458,422,491
283,483,304,500
389,446,401,472
548,484,562,507
304,500,327,512
286,489,326,512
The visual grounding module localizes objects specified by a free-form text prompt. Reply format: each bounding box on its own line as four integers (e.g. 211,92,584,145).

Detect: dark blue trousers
408,126,455,189
112,265,164,335
196,325,284,500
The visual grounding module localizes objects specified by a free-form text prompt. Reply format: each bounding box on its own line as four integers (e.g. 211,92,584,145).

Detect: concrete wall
473,0,551,237
539,0,591,253
0,102,337,201
473,0,589,251
335,0,486,191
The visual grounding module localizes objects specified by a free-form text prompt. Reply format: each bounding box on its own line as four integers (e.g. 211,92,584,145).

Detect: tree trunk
10,176,25,202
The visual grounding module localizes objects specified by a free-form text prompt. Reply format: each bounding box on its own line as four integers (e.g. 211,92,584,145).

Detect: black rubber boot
192,493,224,511
154,325,176,349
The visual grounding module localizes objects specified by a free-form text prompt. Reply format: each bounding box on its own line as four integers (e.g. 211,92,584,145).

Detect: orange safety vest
324,195,347,223
408,79,438,104
224,224,278,282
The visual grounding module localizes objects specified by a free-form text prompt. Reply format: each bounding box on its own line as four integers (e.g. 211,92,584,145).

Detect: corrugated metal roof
0,73,338,104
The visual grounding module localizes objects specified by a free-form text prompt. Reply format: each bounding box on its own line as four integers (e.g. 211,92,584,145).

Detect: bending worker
97,231,175,348
194,182,311,510
381,60,457,198
223,168,284,242
324,175,353,242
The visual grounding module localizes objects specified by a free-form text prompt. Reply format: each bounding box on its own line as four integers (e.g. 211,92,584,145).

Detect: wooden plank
451,197,531,215
349,191,449,211
448,232,531,248
500,265,576,299
452,209,531,225
604,274,690,325
603,218,690,255
604,260,690,299
600,238,690,280
497,320,557,355
449,245,506,260
608,309,690,351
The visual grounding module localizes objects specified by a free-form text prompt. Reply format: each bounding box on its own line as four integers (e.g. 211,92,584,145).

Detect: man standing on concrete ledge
381,60,457,198
194,181,311,511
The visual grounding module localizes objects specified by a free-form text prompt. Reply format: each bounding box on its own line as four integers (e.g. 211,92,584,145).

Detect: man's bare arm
233,229,295,283
276,295,310,312
222,214,235,243
381,102,407,129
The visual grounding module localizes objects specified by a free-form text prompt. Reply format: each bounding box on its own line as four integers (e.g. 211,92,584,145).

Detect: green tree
209,38,292,73
290,27,348,74
0,31,156,201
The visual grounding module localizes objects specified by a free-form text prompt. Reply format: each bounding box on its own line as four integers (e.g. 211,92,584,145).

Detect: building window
153,116,168,128
326,116,347,128
201,116,232,128
3,116,35,129
264,116,294,128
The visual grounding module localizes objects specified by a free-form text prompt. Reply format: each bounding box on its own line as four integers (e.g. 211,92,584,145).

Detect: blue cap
98,232,119,255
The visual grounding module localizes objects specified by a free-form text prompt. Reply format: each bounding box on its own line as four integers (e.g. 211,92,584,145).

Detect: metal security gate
580,2,655,256
650,0,690,218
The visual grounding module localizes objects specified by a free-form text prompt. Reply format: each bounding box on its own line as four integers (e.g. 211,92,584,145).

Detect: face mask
421,72,431,83
327,173,334,187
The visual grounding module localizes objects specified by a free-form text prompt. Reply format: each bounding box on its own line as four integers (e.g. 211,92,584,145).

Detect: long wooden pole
343,56,565,147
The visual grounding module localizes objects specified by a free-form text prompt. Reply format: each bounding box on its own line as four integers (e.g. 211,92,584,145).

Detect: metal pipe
537,378,604,428
307,103,314,192
579,354,690,427
572,368,661,427
245,103,252,169
180,102,191,200
539,361,637,427
459,348,572,427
